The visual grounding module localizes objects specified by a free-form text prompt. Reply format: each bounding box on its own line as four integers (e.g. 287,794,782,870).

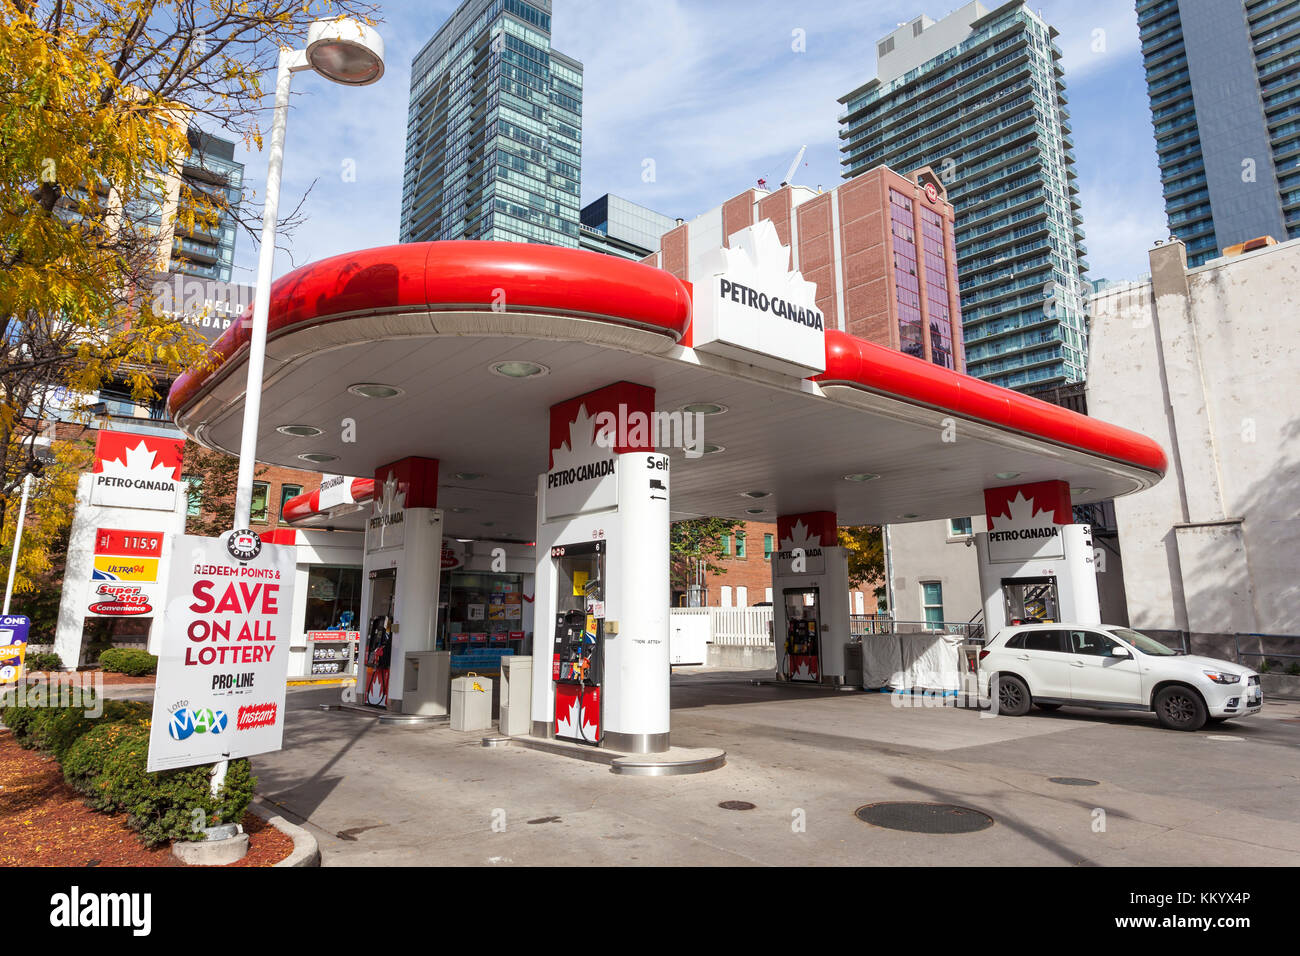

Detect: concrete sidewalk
238,670,1300,866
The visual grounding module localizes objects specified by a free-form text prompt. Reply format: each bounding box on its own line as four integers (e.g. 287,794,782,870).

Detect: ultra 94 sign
147,532,296,772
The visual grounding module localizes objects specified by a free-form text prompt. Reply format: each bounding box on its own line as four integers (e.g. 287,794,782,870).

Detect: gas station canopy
168,241,1165,540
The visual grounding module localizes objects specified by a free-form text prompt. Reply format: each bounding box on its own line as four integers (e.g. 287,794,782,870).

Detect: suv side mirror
1110,648,1132,660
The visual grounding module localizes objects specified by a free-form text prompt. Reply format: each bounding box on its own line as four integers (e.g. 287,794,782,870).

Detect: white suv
978,623,1262,731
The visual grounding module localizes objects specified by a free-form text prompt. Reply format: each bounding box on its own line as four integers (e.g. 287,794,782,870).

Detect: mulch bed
25,670,156,687
0,731,293,867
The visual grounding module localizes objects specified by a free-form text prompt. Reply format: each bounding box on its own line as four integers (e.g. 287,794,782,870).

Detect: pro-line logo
166,699,228,740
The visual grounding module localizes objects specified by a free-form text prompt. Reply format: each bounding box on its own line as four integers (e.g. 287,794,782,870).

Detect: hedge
1,699,255,847
97,648,158,676
63,720,255,847
26,651,63,672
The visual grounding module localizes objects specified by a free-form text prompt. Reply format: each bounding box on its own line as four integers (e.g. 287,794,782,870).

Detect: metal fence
850,616,984,642
1234,632,1300,669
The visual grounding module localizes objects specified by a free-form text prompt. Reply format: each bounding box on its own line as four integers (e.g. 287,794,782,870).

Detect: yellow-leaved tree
0,0,376,612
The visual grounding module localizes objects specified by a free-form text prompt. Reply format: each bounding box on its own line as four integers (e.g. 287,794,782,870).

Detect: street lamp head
306,18,385,86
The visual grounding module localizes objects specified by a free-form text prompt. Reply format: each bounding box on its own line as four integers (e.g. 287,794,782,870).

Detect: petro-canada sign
692,219,827,378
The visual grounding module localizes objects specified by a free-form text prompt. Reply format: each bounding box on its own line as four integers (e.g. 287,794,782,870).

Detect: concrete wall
886,518,983,626
1087,238,1300,651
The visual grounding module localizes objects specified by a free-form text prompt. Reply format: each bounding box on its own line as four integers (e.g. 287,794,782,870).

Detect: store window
921,581,944,630
949,517,973,537
442,571,526,650
250,481,270,523
304,565,362,631
279,484,302,515
764,533,774,560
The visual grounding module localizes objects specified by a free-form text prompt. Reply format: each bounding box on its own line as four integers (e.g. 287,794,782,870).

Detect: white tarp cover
861,632,965,691
860,635,903,689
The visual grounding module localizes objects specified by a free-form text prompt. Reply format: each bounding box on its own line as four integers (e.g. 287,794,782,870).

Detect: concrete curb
250,800,321,867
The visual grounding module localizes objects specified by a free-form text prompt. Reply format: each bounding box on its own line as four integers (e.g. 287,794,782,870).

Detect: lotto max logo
167,707,228,740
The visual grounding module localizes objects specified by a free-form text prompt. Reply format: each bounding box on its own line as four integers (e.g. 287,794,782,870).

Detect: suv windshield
1110,628,1179,656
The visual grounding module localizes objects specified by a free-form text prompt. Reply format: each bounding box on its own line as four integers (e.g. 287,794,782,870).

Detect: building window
736,586,748,608
250,481,270,523
304,565,362,631
922,581,944,630
720,586,733,608
949,517,973,537
185,477,203,517
280,484,303,516
720,534,731,556
764,533,774,560
736,532,746,558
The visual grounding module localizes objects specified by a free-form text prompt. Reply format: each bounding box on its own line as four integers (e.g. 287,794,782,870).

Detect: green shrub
97,648,158,676
63,720,256,846
1,698,150,759
33,699,150,762
26,652,63,672
0,703,41,744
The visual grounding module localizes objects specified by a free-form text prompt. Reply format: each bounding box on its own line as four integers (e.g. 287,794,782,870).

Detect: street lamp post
217,18,384,799
3,473,34,616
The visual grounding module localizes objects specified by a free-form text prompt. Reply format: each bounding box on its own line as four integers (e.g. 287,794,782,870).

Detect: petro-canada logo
227,529,261,562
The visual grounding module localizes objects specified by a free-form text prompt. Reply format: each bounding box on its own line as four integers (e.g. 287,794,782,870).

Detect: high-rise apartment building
838,1,1088,391
165,128,244,283
1137,0,1300,267
400,0,583,246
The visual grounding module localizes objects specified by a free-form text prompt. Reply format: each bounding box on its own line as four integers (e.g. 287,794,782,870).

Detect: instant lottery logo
236,702,277,731
166,702,228,740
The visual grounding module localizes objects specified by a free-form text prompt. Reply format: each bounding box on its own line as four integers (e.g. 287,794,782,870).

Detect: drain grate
1048,776,1099,786
854,801,994,834
718,800,756,811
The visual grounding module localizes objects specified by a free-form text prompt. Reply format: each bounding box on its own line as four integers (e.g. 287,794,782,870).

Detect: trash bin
843,641,863,687
451,673,493,732
499,656,532,736
402,651,450,716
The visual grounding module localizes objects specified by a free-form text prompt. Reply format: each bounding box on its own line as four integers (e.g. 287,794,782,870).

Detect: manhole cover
718,800,756,811
1048,776,1099,786
854,802,994,834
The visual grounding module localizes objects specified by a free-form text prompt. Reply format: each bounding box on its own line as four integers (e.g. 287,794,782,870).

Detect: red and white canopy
169,241,1165,542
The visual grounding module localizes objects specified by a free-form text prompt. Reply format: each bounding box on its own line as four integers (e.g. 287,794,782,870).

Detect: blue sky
229,0,1167,284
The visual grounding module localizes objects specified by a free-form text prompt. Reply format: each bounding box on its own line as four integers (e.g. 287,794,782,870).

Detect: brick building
651,164,964,611
646,164,964,369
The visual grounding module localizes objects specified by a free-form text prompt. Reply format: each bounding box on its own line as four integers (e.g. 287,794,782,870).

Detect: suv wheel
1154,685,1207,731
995,674,1031,716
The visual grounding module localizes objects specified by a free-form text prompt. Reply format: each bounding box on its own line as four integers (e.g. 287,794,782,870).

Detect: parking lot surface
230,669,1300,866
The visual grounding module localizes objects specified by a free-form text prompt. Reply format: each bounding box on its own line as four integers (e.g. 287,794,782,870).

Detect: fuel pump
551,541,604,744
782,586,822,682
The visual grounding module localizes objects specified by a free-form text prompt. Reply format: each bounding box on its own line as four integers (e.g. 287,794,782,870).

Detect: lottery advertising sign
147,531,296,772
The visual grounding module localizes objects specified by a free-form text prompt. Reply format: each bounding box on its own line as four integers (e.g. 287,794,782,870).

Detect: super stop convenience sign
147,531,296,772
